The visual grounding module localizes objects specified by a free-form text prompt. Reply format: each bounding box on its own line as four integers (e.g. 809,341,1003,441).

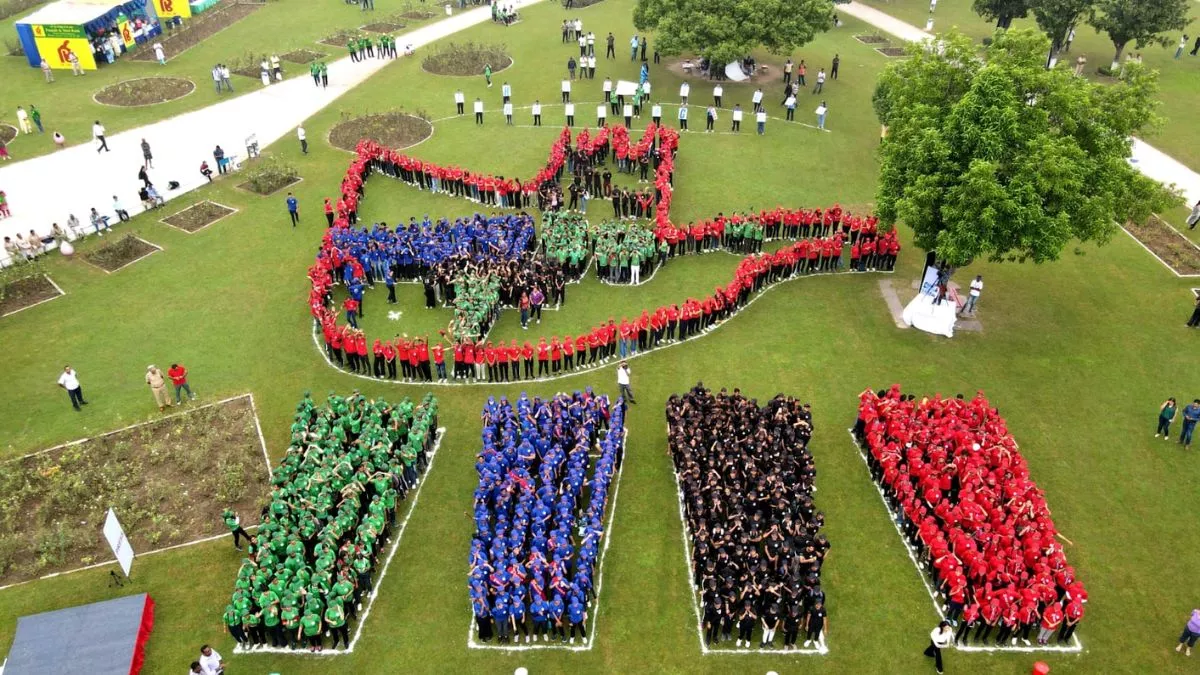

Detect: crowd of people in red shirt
854,387,1086,647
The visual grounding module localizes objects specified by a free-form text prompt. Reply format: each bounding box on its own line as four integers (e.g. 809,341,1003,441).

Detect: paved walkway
840,1,1200,208
0,2,540,259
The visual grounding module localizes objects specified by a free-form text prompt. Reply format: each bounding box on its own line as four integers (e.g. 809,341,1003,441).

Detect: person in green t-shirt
280,603,301,649
318,61,328,88
325,601,349,648
223,509,251,550
299,610,323,651
309,61,320,87
222,604,248,648
263,602,284,648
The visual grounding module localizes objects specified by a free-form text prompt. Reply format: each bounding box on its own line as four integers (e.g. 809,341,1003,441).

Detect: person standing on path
1188,294,1200,327
297,125,308,154
213,144,226,174
924,621,953,674
145,365,172,411
1177,609,1200,656
286,192,299,226
93,120,109,152
784,58,793,86
57,365,86,411
167,363,196,404
616,360,636,404
1180,399,1200,448
1186,200,1200,229
139,138,153,168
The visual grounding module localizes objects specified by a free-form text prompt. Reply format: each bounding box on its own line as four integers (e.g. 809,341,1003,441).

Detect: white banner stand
103,508,135,580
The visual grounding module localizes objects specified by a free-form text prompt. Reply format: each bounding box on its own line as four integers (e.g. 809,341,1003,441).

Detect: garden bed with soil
94,77,195,106
328,112,433,152
0,274,62,317
162,201,237,232
0,123,15,144
362,21,404,33
855,34,889,44
1125,215,1200,276
877,47,908,57
421,42,511,76
319,28,367,48
237,174,300,196
282,48,325,64
0,395,270,585
82,235,159,272
398,9,435,20
130,0,262,61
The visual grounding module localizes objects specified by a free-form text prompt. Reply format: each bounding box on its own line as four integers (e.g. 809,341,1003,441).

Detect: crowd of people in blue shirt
468,390,626,645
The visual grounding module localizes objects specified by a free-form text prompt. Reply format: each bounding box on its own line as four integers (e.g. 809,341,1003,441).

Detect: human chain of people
307,125,899,386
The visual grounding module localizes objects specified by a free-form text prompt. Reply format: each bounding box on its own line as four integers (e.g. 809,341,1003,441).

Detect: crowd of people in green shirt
541,215,659,285
348,33,397,62
221,392,439,652
449,272,502,344
539,212,592,278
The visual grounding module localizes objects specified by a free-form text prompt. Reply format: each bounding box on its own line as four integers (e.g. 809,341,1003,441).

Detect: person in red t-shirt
521,341,534,379
166,364,195,404
536,338,550,377
1037,602,1063,645
433,342,446,382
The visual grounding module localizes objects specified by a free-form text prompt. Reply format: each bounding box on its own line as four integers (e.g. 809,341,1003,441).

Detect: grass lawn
1,0,1199,673
0,0,438,161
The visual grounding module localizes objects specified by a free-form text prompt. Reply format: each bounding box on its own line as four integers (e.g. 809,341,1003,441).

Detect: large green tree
972,0,1032,29
1032,0,1094,60
873,29,1179,266
632,0,835,67
1088,0,1192,67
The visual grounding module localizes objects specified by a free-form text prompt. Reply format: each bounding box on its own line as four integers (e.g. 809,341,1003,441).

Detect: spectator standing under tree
168,363,196,404
616,360,635,403
145,365,172,411
57,365,86,411
962,275,982,314
1180,399,1200,448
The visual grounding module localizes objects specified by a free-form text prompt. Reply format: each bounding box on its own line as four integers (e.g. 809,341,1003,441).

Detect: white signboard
103,508,134,577
615,80,638,97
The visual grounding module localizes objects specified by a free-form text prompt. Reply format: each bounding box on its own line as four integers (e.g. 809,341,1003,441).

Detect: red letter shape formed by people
56,41,71,65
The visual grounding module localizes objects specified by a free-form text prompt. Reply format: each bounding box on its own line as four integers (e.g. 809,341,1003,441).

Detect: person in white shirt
211,65,222,93
603,77,613,105
756,109,767,135
813,68,826,94
297,125,307,154
731,104,743,132
57,365,86,411
678,105,688,131
474,98,484,125
561,79,572,103
651,103,662,125
623,103,633,128
595,104,605,126
153,41,165,64
679,81,689,104
454,89,465,115
197,644,223,675
532,100,542,126
564,102,575,126
93,120,109,152
962,275,983,314
501,81,511,103
751,88,763,112
924,621,953,674
784,94,797,120
712,84,723,107
16,106,30,134
616,361,636,404
815,101,828,130
504,102,513,125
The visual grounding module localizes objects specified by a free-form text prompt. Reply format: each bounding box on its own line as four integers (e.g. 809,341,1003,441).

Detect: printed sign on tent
154,0,191,20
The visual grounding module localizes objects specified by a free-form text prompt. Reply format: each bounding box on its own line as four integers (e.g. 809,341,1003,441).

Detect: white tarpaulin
103,508,134,577
724,61,747,82
902,291,958,337
615,80,638,96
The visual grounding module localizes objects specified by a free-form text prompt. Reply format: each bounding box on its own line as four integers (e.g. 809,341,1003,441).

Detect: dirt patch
0,396,270,585
1126,215,1200,275
132,0,262,61
422,42,512,76
561,0,606,7
0,123,15,145
855,34,889,44
83,235,159,272
282,48,326,64
163,201,236,233
94,77,195,106
362,21,404,33
399,9,435,19
329,112,433,152
0,274,61,317
320,28,367,48
877,47,908,57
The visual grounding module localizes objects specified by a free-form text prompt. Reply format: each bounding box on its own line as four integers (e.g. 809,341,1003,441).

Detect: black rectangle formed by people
667,384,830,654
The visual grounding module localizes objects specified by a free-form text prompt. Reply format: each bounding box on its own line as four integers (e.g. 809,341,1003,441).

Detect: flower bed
853,387,1087,649
467,391,625,647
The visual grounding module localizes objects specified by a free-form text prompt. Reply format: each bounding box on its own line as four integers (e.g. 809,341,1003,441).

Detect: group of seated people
668,384,830,650
469,391,625,644
222,392,439,652
854,387,1086,647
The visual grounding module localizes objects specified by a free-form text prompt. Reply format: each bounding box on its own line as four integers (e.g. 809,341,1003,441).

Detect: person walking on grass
57,365,87,411
16,106,30,134
616,360,636,404
30,106,42,133
168,363,196,404
297,125,308,154
1186,200,1200,230
223,508,251,550
484,63,493,87
1188,294,1200,327
1176,35,1188,59
1180,399,1200,448
924,620,953,674
1177,609,1200,656
145,365,172,411
287,192,299,226
1156,397,1178,439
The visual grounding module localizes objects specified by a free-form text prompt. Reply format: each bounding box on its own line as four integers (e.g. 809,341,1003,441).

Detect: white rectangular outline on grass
0,393,272,592
846,429,1083,653
464,418,628,652
669,429,828,656
0,274,66,318
82,235,163,275
235,426,447,656
160,201,240,234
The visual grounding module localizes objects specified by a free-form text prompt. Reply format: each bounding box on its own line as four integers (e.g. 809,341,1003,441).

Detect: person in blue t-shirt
286,192,299,227
567,594,587,643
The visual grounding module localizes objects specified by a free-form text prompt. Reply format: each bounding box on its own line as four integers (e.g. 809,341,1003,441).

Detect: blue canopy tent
15,0,160,69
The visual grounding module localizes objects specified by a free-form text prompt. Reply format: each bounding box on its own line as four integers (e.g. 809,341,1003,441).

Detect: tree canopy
972,0,1032,29
632,0,835,67
1088,0,1192,65
1032,0,1094,53
872,29,1179,266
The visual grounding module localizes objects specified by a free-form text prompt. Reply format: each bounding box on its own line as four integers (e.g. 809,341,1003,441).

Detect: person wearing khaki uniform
145,365,172,411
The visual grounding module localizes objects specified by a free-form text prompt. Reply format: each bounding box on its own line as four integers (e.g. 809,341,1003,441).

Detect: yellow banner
36,36,97,70
118,20,134,48
154,0,191,19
